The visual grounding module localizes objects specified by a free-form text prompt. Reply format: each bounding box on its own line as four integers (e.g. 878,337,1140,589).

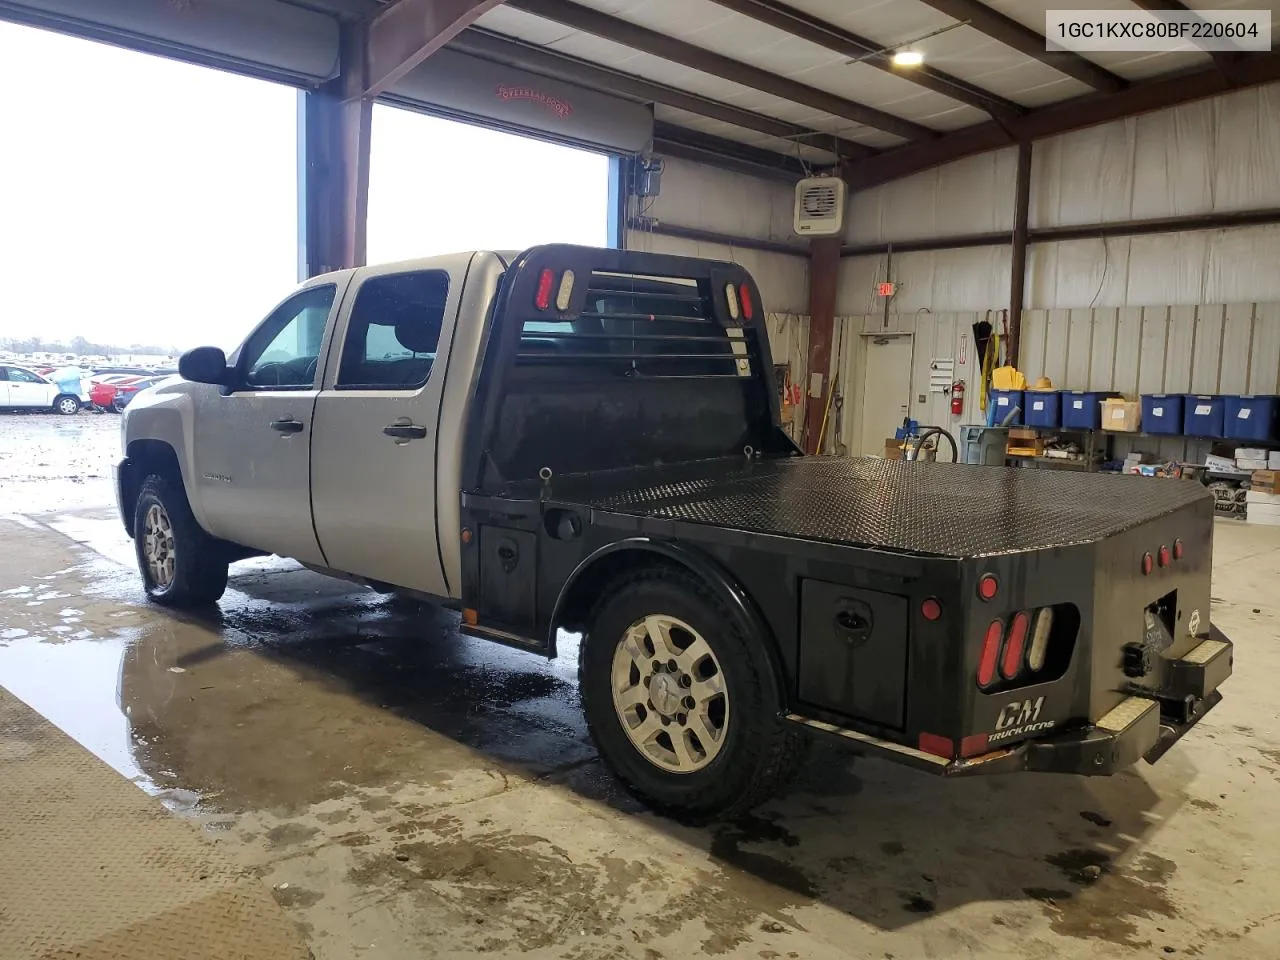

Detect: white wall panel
1031,119,1137,228
628,156,809,314
837,247,1011,315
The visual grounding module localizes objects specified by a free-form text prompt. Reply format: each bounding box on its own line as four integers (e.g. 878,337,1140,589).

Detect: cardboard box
1205,454,1237,473
1270,451,1280,470
1236,447,1268,461
884,438,904,460
1238,458,1269,471
1252,469,1280,493
1102,398,1140,432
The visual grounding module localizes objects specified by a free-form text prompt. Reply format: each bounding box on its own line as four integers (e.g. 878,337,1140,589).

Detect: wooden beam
704,0,1024,123
803,238,842,454
916,0,1126,92
845,55,1280,189
1007,141,1031,367
507,0,938,141
451,29,876,160
365,0,506,98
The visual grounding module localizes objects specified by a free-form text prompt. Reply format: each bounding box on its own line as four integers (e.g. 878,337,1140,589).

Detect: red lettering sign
495,85,573,119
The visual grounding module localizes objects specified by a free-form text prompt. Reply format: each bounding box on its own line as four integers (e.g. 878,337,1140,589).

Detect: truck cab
117,244,1232,821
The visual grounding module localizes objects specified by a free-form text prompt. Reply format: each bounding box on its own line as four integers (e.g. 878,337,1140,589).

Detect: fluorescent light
892,49,924,66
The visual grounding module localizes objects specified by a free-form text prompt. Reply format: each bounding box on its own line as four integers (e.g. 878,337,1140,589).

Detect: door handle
270,418,305,434
383,424,427,440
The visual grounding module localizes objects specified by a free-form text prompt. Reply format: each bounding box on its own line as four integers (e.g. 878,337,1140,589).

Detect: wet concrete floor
2,412,1279,958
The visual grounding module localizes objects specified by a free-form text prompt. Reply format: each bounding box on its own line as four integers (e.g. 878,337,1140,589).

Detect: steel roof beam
1129,0,1239,68
365,0,506,97
845,54,1280,188
704,0,1024,123
452,28,877,160
916,0,1126,92
507,0,937,141
652,121,814,179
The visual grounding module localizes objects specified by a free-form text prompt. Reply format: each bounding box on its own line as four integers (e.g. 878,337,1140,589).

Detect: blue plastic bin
1141,394,1185,435
1183,395,1225,437
1224,395,1280,441
1024,391,1061,428
988,389,1023,426
1061,391,1114,430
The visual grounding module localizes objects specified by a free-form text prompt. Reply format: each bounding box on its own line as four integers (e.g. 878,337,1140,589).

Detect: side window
0,368,10,382
9,368,43,384
336,271,448,390
240,285,337,388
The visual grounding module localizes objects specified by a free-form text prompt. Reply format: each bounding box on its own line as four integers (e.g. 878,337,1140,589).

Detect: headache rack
513,270,760,382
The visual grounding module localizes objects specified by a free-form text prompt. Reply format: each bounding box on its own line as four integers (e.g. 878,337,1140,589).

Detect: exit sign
878,282,896,296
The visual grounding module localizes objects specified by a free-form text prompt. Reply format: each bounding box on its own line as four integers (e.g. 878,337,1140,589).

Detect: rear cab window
336,271,450,390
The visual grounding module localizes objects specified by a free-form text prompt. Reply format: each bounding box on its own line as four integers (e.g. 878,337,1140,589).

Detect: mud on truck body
117,244,1232,820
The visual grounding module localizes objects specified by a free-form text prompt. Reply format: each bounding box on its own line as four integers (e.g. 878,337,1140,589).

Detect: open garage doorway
367,105,611,264
0,22,299,358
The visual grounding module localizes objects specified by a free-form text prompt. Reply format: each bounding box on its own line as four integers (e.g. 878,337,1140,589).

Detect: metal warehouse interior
2,1,1280,958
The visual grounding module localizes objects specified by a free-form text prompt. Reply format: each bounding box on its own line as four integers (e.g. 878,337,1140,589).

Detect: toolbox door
799,579,908,729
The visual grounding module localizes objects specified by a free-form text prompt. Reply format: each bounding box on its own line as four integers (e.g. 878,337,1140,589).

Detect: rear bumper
788,629,1233,777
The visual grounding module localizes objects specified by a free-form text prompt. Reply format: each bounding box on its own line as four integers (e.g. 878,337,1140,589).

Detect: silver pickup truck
117,244,1231,820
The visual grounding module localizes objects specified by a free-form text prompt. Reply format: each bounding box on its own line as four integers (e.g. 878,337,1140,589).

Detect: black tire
133,473,229,608
53,394,80,415
579,566,808,822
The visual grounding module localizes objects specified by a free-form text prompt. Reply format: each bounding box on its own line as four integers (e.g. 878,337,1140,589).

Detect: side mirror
179,346,231,385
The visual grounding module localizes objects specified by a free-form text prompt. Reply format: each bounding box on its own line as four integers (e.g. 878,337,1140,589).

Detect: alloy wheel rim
610,614,729,774
142,503,176,588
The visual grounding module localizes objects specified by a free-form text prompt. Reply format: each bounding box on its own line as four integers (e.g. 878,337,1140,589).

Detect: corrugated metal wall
839,83,1280,315
626,157,809,314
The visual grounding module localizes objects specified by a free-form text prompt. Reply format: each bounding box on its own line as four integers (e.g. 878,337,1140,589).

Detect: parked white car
0,364,83,414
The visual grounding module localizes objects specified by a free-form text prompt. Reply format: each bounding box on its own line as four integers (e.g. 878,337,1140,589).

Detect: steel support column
803,237,841,454
1008,140,1032,368
298,24,372,279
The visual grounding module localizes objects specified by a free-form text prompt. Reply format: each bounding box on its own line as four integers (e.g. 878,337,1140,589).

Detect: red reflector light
739,283,754,320
978,574,998,601
959,733,989,758
1002,612,1029,679
977,619,1003,687
918,732,953,759
1173,538,1184,560
1142,552,1153,575
921,597,942,621
1159,545,1171,568
534,268,555,310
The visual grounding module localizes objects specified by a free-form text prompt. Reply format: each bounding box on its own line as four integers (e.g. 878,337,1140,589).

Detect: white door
6,367,56,408
858,336,914,456
190,281,348,564
309,256,470,599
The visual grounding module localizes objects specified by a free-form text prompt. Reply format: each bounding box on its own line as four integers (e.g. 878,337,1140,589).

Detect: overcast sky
0,21,609,351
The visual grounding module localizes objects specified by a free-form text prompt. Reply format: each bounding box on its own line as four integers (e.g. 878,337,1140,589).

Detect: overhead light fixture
892,49,924,67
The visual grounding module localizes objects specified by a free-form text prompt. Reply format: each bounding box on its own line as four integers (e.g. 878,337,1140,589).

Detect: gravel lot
0,412,121,514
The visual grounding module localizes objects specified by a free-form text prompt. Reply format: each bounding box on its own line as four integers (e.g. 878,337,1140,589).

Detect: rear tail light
1027,607,1053,672
920,597,942,621
1158,545,1171,568
918,732,952,759
739,283,754,320
1142,552,1154,575
1001,612,1029,679
534,268,555,310
977,619,1003,687
1173,538,1184,560
555,270,575,311
978,574,998,601
959,733,989,758
724,283,740,320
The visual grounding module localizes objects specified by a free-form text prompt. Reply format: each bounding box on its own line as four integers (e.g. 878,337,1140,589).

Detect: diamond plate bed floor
0,687,310,960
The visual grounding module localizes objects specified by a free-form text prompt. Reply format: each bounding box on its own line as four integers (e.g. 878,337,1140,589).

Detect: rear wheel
134,474,229,607
53,394,80,415
579,567,807,821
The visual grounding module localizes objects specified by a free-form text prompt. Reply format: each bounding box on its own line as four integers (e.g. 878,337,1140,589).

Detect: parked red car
91,376,161,413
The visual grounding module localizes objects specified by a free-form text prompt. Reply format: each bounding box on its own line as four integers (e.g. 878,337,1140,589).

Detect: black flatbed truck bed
455,244,1231,819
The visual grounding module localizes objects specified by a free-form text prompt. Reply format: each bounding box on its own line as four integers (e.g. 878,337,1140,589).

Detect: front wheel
134,474,229,607
53,394,80,415
579,567,808,822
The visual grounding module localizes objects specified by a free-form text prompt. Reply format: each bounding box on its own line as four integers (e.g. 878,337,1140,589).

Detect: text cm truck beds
118,243,1231,821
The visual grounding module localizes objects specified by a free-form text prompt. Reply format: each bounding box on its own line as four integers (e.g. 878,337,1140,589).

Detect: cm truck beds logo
990,697,1055,742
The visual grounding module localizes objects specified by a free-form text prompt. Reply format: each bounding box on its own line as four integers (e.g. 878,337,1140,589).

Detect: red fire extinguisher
951,379,965,416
